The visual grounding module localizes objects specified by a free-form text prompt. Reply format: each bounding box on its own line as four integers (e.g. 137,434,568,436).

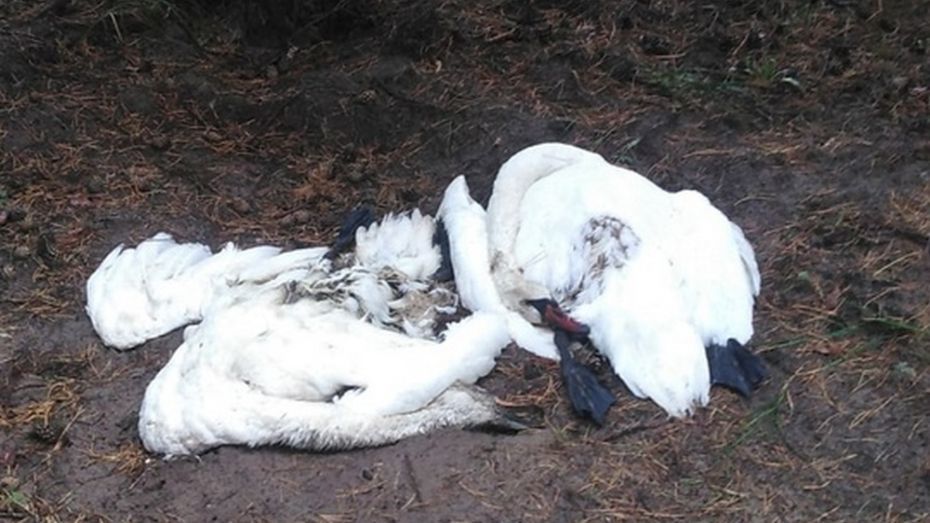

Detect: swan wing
86,233,326,349
573,246,711,417
86,233,211,349
667,190,759,345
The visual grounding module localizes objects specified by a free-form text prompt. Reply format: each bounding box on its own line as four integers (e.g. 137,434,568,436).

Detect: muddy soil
1,0,929,521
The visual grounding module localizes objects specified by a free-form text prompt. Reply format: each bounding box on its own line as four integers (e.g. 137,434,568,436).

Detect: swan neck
486,161,552,264
486,144,599,268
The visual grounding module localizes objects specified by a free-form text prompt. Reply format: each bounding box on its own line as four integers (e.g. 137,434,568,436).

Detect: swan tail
589,307,711,418
705,339,767,398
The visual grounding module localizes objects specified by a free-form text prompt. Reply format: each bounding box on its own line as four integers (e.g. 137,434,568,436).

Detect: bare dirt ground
1,0,929,521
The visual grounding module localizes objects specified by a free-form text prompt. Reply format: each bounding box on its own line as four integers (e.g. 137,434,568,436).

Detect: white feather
354,209,440,280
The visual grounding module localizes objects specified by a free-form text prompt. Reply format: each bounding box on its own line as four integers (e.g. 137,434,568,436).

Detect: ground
1,0,929,521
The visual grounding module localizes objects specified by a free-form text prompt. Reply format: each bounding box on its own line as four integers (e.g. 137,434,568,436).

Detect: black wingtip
555,330,616,425
324,206,377,260
432,218,455,282
706,339,768,398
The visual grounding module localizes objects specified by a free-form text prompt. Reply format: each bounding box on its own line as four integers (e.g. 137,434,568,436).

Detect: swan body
86,210,513,457
486,143,762,417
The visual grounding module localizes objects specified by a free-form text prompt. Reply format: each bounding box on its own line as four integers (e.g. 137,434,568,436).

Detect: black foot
432,218,454,282
706,339,768,398
324,207,376,260
554,330,615,425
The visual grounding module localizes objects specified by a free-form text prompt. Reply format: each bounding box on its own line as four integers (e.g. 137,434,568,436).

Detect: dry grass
82,442,148,477
0,380,81,430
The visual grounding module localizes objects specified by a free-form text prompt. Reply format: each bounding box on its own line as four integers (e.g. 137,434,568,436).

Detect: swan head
489,258,560,327
524,298,591,337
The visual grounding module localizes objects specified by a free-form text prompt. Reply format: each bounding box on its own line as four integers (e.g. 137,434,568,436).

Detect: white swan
86,209,517,457
480,142,765,418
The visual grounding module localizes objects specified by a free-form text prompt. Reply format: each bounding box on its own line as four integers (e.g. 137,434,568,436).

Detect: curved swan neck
485,143,605,300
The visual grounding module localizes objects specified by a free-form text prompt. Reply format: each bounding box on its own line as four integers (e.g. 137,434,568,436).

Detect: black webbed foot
324,207,376,260
554,330,615,425
706,339,768,398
